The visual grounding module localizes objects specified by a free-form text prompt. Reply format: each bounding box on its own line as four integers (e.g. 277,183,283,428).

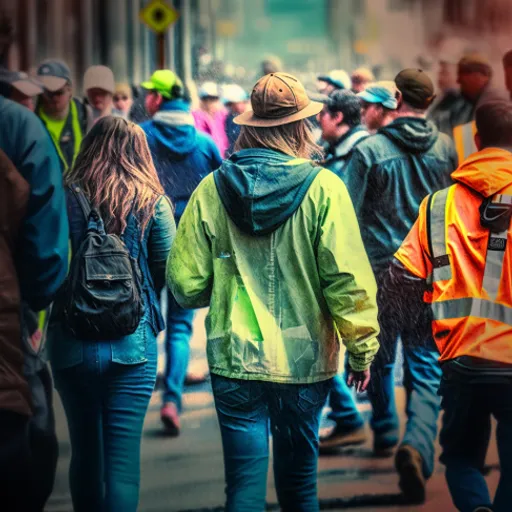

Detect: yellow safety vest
453,121,477,164
38,99,83,172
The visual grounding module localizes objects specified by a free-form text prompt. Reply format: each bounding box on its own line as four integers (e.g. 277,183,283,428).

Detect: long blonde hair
234,119,321,159
65,116,165,235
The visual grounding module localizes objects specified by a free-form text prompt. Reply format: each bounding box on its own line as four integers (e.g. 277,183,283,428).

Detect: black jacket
343,116,457,274
322,125,369,177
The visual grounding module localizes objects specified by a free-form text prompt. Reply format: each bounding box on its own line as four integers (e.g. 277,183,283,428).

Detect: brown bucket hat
234,72,323,127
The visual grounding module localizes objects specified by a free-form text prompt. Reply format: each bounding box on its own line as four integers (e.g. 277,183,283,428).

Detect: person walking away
343,69,458,503
36,59,93,172
385,100,512,512
315,88,370,450
84,65,123,122
222,83,249,157
260,55,282,76
193,81,229,158
168,72,380,512
0,69,43,111
113,82,134,119
316,69,352,95
140,70,222,436
452,54,507,162
318,89,370,176
351,67,375,93
428,58,471,136
358,81,399,133
0,95,69,510
47,117,176,512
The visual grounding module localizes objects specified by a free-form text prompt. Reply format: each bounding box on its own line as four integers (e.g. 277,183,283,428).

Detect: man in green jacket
168,72,379,512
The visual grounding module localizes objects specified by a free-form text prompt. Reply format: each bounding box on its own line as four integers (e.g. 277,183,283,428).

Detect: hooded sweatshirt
141,99,222,222
343,116,458,274
167,148,380,383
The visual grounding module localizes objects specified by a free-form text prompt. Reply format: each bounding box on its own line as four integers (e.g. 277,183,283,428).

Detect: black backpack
63,185,144,340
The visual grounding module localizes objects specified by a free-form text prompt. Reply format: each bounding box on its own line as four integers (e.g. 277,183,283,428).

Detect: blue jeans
53,323,157,512
439,368,512,512
327,355,364,431
211,374,332,512
163,291,194,410
367,323,442,478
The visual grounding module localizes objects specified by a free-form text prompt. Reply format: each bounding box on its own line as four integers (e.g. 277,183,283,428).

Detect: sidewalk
47,311,500,511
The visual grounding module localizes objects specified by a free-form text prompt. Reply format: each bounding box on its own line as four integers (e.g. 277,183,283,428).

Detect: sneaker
161,402,181,437
319,424,367,452
373,430,399,457
395,445,426,504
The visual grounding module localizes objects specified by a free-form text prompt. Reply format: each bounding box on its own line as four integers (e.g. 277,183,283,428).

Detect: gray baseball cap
0,70,43,97
37,59,71,92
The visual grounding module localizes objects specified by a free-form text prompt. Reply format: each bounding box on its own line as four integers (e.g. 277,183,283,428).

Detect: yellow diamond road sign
140,0,179,33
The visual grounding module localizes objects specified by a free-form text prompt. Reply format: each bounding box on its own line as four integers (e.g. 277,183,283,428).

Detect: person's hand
347,368,371,393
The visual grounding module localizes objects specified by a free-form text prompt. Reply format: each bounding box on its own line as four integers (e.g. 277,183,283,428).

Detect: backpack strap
69,184,106,234
69,184,91,221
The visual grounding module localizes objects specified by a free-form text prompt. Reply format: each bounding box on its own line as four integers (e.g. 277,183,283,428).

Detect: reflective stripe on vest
428,186,454,282
481,194,512,300
431,297,512,325
453,121,477,163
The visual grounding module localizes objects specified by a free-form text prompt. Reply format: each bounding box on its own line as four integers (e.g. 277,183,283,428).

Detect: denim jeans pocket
212,375,251,408
297,381,329,413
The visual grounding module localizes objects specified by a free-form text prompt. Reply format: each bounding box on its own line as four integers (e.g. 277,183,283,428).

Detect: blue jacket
343,116,457,274
141,99,222,222
48,194,175,370
0,96,69,311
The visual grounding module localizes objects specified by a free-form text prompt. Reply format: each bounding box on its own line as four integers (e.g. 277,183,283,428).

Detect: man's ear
395,89,403,110
474,131,482,151
155,92,166,109
335,111,344,125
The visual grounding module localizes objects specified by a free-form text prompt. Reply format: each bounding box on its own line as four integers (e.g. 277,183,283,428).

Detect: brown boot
319,425,367,453
161,402,181,437
395,444,426,504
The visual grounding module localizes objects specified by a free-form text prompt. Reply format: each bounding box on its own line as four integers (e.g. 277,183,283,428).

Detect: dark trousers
0,365,58,512
211,374,332,512
439,368,512,512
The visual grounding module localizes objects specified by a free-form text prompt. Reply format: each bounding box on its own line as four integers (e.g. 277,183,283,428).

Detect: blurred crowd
3,7,512,512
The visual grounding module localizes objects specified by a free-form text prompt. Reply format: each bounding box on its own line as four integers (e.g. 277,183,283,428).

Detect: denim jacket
48,192,175,370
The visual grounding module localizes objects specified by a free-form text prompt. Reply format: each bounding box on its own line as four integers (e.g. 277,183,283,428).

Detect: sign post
140,0,180,69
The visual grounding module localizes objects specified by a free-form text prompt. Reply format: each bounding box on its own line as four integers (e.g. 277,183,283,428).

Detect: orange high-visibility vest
395,178,512,364
453,121,477,164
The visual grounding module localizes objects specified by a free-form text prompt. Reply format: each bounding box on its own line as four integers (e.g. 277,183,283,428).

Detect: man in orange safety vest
380,100,512,512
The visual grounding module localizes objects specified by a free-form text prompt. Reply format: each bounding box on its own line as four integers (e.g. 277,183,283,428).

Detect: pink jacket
192,108,229,158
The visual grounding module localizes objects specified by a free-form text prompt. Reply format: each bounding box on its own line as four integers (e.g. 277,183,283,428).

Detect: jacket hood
150,99,197,157
379,117,438,153
214,148,321,236
451,148,512,197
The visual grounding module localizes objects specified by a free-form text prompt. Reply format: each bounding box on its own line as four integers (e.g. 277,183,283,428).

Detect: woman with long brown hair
168,73,380,511
47,116,175,512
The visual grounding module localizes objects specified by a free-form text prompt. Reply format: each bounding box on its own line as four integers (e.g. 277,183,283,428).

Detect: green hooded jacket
167,149,380,383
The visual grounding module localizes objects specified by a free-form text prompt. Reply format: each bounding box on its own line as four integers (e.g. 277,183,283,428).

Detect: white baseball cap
84,65,115,94
222,84,248,104
199,81,220,99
